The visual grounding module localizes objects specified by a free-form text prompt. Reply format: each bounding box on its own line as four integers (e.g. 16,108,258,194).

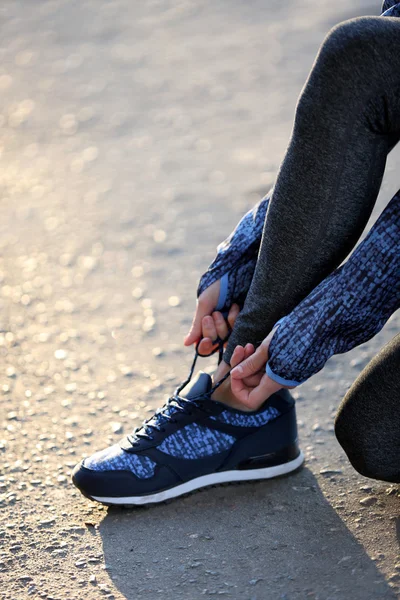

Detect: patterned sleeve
263,0,400,386
197,190,272,312
381,1,400,15
266,189,400,386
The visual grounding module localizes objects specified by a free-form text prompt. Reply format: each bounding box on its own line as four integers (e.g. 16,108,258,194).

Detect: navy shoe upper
74,372,297,498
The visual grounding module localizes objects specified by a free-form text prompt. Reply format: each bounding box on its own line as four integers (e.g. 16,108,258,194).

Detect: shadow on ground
99,468,395,599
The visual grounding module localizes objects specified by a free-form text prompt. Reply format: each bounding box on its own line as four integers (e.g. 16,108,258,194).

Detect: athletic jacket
197,1,400,386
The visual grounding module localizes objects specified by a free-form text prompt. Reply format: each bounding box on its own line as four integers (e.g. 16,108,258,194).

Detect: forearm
197,192,271,309
267,189,400,385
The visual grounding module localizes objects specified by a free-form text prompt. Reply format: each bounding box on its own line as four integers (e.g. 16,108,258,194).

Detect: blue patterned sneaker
72,349,304,506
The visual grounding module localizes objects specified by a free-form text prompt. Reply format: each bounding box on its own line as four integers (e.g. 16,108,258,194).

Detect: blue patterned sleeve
381,1,400,15
197,190,272,312
266,189,400,386
263,1,400,386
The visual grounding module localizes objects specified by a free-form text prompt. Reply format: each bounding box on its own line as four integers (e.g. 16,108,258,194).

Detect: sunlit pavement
0,1,399,598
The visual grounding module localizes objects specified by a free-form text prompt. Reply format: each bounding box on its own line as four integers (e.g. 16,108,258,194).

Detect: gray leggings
224,16,400,482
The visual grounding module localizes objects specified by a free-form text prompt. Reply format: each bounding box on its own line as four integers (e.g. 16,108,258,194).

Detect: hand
184,280,240,355
230,329,295,409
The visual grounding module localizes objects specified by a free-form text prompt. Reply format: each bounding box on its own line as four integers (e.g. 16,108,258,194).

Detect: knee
335,396,400,483
334,409,375,480
336,335,400,483
294,16,392,124
318,16,388,76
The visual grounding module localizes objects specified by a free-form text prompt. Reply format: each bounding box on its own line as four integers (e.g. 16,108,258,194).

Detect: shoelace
128,335,231,444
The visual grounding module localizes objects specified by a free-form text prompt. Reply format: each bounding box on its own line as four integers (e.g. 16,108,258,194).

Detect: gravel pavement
1,1,400,598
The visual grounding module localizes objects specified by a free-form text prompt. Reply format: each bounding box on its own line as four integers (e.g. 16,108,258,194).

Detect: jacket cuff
265,362,302,387
216,272,229,311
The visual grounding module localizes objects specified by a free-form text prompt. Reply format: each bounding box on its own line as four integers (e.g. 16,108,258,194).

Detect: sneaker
72,359,304,506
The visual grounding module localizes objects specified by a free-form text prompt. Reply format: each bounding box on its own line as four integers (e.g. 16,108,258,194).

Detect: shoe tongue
181,371,212,400
129,371,212,441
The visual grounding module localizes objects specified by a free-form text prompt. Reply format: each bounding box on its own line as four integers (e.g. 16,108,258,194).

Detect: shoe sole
87,451,305,507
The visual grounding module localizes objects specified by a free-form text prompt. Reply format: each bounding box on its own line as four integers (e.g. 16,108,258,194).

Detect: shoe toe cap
71,456,180,501
71,460,144,499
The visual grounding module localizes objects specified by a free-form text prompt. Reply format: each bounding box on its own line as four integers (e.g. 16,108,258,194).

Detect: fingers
197,337,214,355
248,374,283,407
184,279,240,348
197,315,217,355
227,304,240,330
203,315,217,342
230,369,251,405
185,303,219,350
213,311,229,341
231,372,282,409
242,343,262,385
184,281,220,346
244,342,254,360
231,340,270,379
230,343,254,366
230,344,245,368
230,344,260,404
184,301,207,346
198,309,237,356
230,344,262,404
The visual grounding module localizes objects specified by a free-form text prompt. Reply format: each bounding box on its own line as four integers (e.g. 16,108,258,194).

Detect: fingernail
232,365,243,375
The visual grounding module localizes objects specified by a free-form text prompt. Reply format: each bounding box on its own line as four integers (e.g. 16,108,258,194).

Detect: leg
335,334,400,483
224,16,400,364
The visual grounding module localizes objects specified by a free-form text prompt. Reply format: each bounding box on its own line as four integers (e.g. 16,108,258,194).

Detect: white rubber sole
91,451,304,506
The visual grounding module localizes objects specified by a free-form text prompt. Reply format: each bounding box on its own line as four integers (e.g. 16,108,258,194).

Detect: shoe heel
237,440,301,470
223,404,301,471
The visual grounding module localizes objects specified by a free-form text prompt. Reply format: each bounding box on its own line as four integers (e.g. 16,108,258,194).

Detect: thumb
247,373,283,407
184,299,211,346
231,340,270,379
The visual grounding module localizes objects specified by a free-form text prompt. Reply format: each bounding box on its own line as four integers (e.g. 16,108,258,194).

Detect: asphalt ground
1,1,399,598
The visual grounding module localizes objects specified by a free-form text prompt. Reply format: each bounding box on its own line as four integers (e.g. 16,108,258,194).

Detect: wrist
265,362,301,388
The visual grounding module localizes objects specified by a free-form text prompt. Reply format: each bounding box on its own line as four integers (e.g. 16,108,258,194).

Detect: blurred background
1,1,400,599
